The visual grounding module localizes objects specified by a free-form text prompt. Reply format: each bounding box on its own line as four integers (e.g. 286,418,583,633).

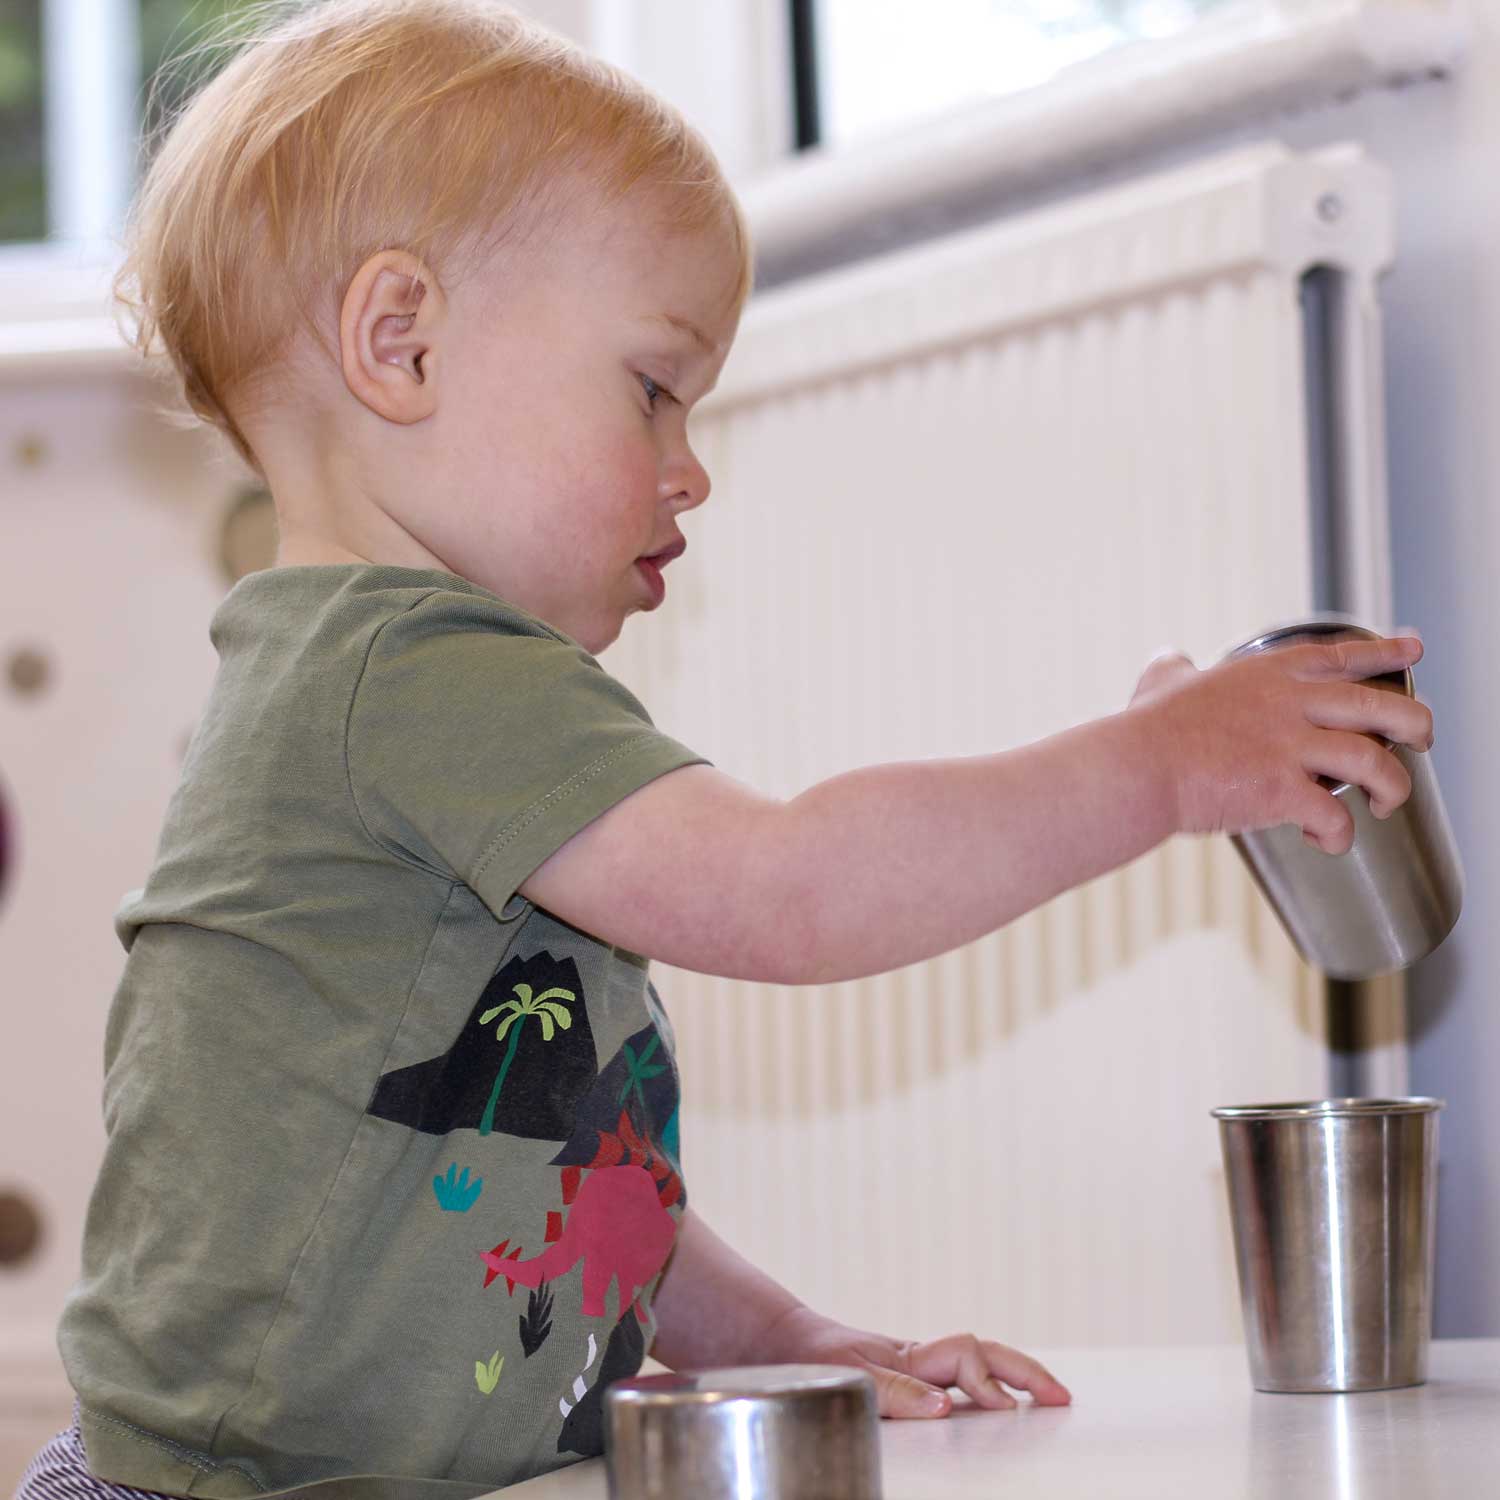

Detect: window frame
789,0,821,151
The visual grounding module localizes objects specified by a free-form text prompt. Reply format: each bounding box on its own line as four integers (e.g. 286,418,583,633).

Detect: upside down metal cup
604,1365,881,1500
1220,614,1463,979
1213,1098,1443,1392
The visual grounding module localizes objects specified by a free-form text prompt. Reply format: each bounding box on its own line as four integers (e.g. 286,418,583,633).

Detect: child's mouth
635,556,668,605
635,539,687,607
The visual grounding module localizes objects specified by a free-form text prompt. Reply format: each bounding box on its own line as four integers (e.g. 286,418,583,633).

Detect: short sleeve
346,588,707,917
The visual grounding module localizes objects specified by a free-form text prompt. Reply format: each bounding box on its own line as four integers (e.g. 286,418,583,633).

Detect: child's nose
660,448,711,510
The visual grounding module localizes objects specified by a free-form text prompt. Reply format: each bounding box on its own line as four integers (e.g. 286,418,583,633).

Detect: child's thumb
872,1368,951,1419
1130,648,1197,708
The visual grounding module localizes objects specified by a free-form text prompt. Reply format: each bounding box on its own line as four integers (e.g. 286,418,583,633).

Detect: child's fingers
1303,732,1414,820
1282,634,1422,682
1302,682,1434,752
1298,787,1357,856
906,1334,1071,1408
975,1340,1072,1406
927,1336,1017,1411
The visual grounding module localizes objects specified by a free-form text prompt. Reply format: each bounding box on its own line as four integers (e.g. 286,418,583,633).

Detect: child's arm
520,634,1432,983
651,1209,1071,1416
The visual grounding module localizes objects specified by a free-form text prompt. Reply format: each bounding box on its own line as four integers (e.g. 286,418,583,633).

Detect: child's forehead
576,189,742,292
474,187,744,332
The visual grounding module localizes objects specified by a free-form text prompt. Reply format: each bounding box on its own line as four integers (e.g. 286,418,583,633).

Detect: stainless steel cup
604,1364,881,1500
1212,1097,1443,1392
1221,614,1463,980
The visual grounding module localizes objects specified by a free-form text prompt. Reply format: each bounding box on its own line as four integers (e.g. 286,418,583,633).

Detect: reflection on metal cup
1212,1098,1442,1393
1221,613,1463,979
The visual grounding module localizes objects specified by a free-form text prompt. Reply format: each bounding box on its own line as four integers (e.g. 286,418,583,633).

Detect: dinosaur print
582,1109,682,1209
557,1311,646,1457
479,1165,677,1320
558,1332,599,1419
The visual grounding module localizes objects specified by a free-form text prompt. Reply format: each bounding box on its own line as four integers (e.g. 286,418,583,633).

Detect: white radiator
604,143,1399,1347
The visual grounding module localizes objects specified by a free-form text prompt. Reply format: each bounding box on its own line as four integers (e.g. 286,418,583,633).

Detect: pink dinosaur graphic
480,1165,677,1319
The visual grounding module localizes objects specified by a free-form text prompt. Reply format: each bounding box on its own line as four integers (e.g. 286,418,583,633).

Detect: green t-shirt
59,565,704,1497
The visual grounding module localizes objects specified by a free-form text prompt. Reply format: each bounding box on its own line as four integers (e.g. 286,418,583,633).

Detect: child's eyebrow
644,312,715,354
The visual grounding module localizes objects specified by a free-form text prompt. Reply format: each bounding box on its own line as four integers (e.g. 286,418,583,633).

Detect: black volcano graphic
367,950,597,1141
549,1022,679,1169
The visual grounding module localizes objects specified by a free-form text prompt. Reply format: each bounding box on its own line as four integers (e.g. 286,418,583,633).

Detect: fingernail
924,1391,948,1415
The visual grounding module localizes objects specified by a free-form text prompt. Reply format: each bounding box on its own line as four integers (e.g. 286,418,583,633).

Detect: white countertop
498,1340,1500,1498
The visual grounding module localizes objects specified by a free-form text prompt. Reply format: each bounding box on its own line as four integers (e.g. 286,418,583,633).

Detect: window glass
816,0,1237,149
0,1,267,247
0,0,44,243
139,0,262,142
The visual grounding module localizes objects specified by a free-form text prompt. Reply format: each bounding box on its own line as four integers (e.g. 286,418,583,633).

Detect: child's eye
639,373,676,410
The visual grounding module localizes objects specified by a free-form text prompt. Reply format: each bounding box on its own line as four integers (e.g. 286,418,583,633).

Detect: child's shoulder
215,562,589,656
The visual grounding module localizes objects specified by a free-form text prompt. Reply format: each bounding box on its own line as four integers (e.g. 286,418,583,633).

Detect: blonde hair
117,0,754,472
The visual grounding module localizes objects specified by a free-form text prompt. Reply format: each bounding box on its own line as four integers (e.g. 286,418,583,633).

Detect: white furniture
499,1340,1500,1498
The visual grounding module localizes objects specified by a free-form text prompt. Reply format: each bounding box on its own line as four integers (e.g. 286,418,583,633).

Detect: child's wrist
1113,703,1186,843
745,1299,824,1365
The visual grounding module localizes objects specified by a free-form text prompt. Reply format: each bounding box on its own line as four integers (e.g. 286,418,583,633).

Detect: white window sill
740,0,1467,282
0,239,132,380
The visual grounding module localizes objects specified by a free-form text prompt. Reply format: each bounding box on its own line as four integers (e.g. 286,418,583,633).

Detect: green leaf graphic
475,1350,504,1395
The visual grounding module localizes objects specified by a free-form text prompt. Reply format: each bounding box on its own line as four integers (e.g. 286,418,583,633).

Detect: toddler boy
21,2,1433,1496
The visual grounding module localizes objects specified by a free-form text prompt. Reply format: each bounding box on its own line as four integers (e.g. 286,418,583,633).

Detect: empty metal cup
1221,614,1463,980
1212,1098,1442,1392
604,1364,881,1500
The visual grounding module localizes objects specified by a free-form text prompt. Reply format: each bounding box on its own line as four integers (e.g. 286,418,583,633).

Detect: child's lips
634,538,686,607
641,538,687,567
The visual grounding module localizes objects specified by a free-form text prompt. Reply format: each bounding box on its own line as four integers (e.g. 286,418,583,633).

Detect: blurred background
2,0,1496,1484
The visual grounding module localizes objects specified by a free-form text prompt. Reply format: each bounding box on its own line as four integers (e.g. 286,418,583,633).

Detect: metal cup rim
605,1364,876,1407
1219,612,1375,661
1211,1096,1444,1120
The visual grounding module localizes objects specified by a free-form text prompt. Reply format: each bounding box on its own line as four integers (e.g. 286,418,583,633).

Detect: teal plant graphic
475,1350,504,1395
433,1164,483,1212
477,983,577,1136
617,1033,667,1113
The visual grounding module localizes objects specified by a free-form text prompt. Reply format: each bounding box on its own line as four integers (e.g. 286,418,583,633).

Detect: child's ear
339,250,446,423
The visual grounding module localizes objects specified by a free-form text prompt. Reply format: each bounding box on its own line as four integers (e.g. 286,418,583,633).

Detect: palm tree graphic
477,983,576,1137
618,1033,668,1114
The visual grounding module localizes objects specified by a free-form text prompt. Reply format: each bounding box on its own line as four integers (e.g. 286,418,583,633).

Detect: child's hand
752,1305,1071,1418
1126,632,1434,856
